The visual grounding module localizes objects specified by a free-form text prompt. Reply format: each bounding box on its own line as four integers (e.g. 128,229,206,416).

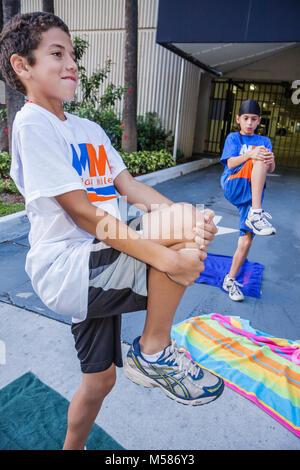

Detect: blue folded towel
195,253,264,298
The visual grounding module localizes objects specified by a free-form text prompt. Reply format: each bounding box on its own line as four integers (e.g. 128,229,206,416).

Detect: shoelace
167,340,201,378
254,211,273,228
261,211,273,226
229,279,243,296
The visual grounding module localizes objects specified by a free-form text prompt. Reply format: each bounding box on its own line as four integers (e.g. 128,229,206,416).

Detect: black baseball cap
238,99,261,116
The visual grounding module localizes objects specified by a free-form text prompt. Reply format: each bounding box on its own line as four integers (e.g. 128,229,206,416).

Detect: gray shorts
71,217,148,373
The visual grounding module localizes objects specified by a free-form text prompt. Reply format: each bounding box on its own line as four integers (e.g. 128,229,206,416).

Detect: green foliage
136,112,173,152
120,149,175,176
0,177,18,193
0,152,18,194
0,199,24,216
0,151,11,179
0,108,7,122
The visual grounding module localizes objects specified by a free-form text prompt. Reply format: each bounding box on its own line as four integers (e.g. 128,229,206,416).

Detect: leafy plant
0,151,11,179
0,199,24,216
136,112,173,152
0,152,18,194
0,108,7,122
120,149,175,176
0,177,18,193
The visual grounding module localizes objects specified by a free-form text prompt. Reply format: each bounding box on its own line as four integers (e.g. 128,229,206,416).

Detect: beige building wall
19,0,201,157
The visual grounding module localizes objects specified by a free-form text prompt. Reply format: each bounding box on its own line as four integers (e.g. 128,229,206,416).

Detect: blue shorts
223,160,265,236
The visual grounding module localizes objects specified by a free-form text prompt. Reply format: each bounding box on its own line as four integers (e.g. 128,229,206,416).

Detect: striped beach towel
171,314,300,437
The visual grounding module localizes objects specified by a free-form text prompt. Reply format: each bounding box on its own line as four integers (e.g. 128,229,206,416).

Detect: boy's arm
54,189,206,286
227,151,253,169
114,169,173,211
227,146,271,170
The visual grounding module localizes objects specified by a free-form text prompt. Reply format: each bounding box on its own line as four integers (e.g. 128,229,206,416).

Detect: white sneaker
245,209,276,236
223,274,244,301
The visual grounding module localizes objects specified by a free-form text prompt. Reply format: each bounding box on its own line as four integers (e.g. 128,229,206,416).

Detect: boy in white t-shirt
0,12,224,449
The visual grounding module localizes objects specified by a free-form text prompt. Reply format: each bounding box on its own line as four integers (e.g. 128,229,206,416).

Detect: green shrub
0,152,18,193
120,149,175,176
0,108,7,122
0,200,24,216
0,151,11,179
0,177,18,193
137,112,173,152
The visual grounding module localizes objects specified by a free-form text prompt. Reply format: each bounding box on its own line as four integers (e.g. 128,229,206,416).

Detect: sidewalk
1,163,300,450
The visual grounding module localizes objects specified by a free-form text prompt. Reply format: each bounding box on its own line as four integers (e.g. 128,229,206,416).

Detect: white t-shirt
11,103,127,321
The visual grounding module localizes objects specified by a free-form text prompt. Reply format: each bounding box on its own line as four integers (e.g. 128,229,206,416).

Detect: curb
0,210,29,243
135,156,219,185
0,157,219,243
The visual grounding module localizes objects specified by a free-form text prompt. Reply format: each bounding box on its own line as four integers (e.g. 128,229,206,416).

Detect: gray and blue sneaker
124,337,224,406
245,209,276,235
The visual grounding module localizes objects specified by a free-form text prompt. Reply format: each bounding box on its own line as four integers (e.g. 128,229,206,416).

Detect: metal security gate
205,79,300,168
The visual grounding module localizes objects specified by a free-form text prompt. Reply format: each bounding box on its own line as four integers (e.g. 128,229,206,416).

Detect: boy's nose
66,57,77,72
67,62,77,71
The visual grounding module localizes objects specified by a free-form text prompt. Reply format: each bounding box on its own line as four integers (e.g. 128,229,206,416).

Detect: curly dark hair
0,12,70,95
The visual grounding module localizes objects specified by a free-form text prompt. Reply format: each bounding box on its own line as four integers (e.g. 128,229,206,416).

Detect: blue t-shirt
220,132,272,189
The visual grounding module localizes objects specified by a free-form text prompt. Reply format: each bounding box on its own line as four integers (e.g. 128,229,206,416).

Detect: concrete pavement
0,162,300,450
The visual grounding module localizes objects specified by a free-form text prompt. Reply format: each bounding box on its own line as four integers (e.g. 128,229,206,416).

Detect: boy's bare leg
251,159,268,209
139,243,206,356
63,364,116,450
228,232,252,279
138,203,212,355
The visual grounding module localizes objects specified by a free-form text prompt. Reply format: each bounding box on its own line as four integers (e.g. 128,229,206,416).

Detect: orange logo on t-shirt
228,145,257,182
71,143,117,202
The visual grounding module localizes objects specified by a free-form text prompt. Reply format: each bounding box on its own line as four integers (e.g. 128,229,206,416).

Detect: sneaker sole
245,220,276,236
223,283,244,301
123,359,224,406
229,294,244,302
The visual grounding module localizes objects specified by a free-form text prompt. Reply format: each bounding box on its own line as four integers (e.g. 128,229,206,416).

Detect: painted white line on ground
214,215,239,236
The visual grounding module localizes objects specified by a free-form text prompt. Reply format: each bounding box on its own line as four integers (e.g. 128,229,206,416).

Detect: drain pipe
173,58,185,162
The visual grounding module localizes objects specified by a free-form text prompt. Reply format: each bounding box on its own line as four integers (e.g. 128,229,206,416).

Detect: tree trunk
2,0,24,153
42,0,54,13
122,0,138,153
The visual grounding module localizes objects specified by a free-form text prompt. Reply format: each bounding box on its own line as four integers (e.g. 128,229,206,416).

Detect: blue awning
156,0,300,80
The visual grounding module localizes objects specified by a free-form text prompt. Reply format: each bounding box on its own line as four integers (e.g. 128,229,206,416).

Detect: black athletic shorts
71,216,148,373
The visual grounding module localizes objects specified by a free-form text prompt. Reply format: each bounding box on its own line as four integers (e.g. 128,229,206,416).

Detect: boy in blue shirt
220,99,276,302
0,12,224,450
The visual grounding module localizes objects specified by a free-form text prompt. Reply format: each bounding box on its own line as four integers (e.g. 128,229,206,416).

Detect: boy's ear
10,54,31,79
235,115,240,124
